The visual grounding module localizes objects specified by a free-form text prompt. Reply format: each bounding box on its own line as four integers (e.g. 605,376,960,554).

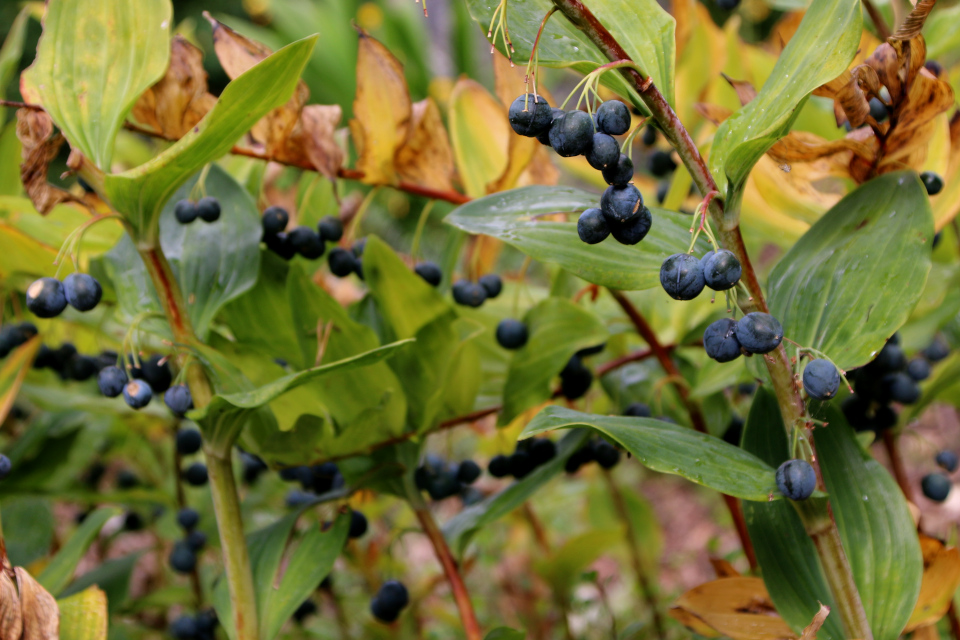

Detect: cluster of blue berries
703,312,783,363
260,205,343,263
174,197,221,224
415,454,483,503
565,437,621,473
168,610,218,640
26,273,102,318
662,249,743,303
923,450,957,503
98,353,194,416
168,507,207,575
488,437,557,480
176,428,208,488
452,274,502,308
281,461,345,506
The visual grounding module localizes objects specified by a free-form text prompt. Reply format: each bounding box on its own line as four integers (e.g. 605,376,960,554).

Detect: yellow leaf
350,32,411,185
395,98,455,192
669,577,796,640
449,78,509,198
905,535,960,632
58,586,108,640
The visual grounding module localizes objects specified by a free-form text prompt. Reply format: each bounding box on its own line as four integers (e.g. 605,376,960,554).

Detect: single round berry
508,451,535,479
925,60,943,76
62,273,103,312
868,97,888,123
610,206,652,245
907,358,931,381
293,599,318,624
776,459,816,500
921,473,951,502
165,385,193,416
176,428,202,455
242,453,267,484
548,110,595,157
648,149,677,177
528,438,557,465
288,226,324,260
349,510,368,539
195,610,217,633
735,313,784,354
660,254,705,301
26,278,67,318
479,274,502,298
456,459,482,484
702,250,742,291
703,318,742,363
262,206,289,235
427,469,461,500
66,355,98,381
452,280,487,307
174,200,198,224
196,197,221,223
920,171,944,196
508,94,554,137
117,469,139,489
593,440,620,469
183,462,209,487
0,455,11,480
186,530,207,552
881,372,920,404
624,402,651,417
536,108,564,147
488,454,511,478
317,216,343,242
578,208,610,244
371,580,409,623
141,355,172,393
936,450,958,473
560,355,592,399
328,247,356,277
98,366,128,398
123,380,153,409
266,232,296,260
496,319,529,350
124,511,145,532
602,154,635,186
169,540,197,573
169,615,198,639
414,261,442,287
586,133,620,170
595,100,630,136
802,359,841,401
600,184,643,225
923,336,950,362
177,507,200,531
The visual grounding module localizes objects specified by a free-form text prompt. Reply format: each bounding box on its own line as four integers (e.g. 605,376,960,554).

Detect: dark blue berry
602,153,634,186
328,247,356,277
868,97,888,123
595,100,630,136
881,372,920,404
577,208,610,244
65,355,99,381
559,355,592,399
803,359,840,401
196,197,220,223
923,336,950,362
660,254,705,301
925,60,943,76
262,206,289,235
536,108,563,146
456,460,482,484
648,150,676,177
293,599,318,623
427,469,461,500
508,94,553,137
921,473,951,502
601,184,643,225
610,206,652,245
642,125,657,146
414,261,442,286
718,0,741,10
177,508,200,531
548,110,594,157
123,380,153,409
349,510,368,539
586,132,620,170
288,226,324,259
920,171,943,196
176,428,202,455
141,355,172,393
703,318,742,363
186,530,207,552
496,319,529,350
26,278,67,318
528,438,557,465
907,358,931,381
317,216,343,242
0,455,11,480
169,615,198,639
702,250,742,291
776,459,816,500
735,313,783,354
874,341,906,372
174,200,198,224
624,403,651,417
183,463,208,486
63,273,102,312
169,540,197,573
452,280,487,307
478,274,502,298
508,451,535,479
936,450,958,473
117,469,139,489
266,232,296,260
488,454,511,478
165,385,193,416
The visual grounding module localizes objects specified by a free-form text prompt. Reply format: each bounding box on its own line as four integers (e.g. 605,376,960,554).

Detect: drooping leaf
0,572,22,640
15,109,76,214
500,297,608,425
708,0,861,195
21,0,172,169
668,577,796,640
767,171,934,370
38,507,122,597
905,536,960,632
60,553,141,614
104,35,317,241
521,406,780,501
57,587,107,640
396,98,456,192
445,186,706,290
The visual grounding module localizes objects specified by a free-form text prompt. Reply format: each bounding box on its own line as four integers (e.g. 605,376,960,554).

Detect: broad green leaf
262,514,349,639
485,628,525,640
500,297,608,425
158,165,262,339
61,552,141,614
0,6,30,128
21,0,171,169
521,406,780,501
768,172,934,370
39,507,122,596
104,35,317,240
443,429,589,556
464,0,675,112
58,586,108,640
708,0,861,195
445,186,707,290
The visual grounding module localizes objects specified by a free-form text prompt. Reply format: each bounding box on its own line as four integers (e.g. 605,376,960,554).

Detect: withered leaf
349,31,412,185
300,105,345,181
695,103,733,126
669,577,795,640
16,109,77,215
131,36,216,140
877,69,954,174
905,535,960,632
709,556,741,579
721,73,757,107
889,0,937,42
15,567,58,640
799,604,830,640
396,98,455,191
767,130,874,164
0,571,23,640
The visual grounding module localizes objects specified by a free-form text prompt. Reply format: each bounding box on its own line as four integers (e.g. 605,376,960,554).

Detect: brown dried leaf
767,130,874,164
866,42,903,102
669,577,796,640
905,535,960,632
695,103,733,126
15,567,58,640
721,73,757,107
396,98,455,191
709,557,741,578
131,36,216,139
349,31,411,185
877,67,954,174
799,604,830,640
299,105,345,181
16,109,76,215
0,571,23,640
889,0,937,42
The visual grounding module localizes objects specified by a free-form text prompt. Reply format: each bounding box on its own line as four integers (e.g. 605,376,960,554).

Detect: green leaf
442,429,589,556
103,34,318,240
500,297,608,425
464,0,675,112
61,552,142,614
445,186,706,291
485,628,526,640
535,529,623,593
707,0,861,195
262,513,349,639
0,336,40,425
58,586,108,640
39,507,122,596
0,497,53,568
0,6,31,128
521,406,780,501
21,0,171,169
768,172,934,370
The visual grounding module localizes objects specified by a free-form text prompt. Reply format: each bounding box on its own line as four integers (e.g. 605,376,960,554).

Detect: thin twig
861,0,892,39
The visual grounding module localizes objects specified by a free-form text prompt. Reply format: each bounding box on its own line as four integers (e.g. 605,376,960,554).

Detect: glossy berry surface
703,318,742,363
349,510,368,538
328,247,356,277
0,455,11,480
488,454,511,478
317,216,343,242
288,226,324,259
560,355,592,399
177,507,200,531
141,355,173,393
601,184,643,224
98,366,128,398
923,336,950,362
776,459,816,500
262,206,289,235
184,462,209,486
196,197,221,222
536,108,563,146
63,273,103,312
578,208,610,244
165,385,193,416
414,261,442,286
26,278,67,318
602,154,634,186
803,359,840,401
735,313,784,354
452,280,487,307
496,319,529,350
936,450,958,473
169,541,197,573
508,94,553,137
548,110,594,157
176,428,202,455
907,358,931,381
122,380,153,409
868,97,888,122
921,473,951,502
586,132,620,170
174,200,198,224
702,250,742,291
594,440,620,469
610,206,652,245
595,100,630,135
659,254,705,301
920,171,944,196
478,274,503,298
